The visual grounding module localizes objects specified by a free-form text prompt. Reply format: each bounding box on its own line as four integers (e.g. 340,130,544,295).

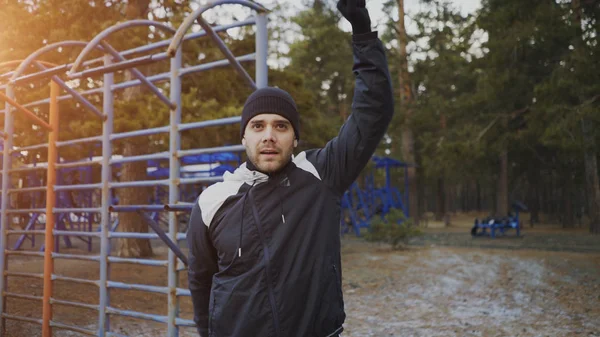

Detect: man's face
242,113,297,174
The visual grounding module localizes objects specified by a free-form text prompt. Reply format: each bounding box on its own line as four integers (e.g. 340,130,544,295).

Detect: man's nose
262,126,276,142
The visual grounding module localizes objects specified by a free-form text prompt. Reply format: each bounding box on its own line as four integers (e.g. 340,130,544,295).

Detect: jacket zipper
248,191,282,337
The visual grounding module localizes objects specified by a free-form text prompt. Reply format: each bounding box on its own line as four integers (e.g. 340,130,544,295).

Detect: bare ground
2,227,599,337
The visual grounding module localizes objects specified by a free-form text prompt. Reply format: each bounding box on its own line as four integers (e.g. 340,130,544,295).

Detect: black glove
337,0,371,35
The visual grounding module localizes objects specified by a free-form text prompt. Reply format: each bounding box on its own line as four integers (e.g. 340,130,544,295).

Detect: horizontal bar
108,233,161,240
179,177,224,185
0,19,255,87
3,292,42,302
178,116,241,132
179,53,255,78
107,256,168,267
106,332,130,337
106,307,168,325
138,211,188,266
8,186,46,194
0,91,52,131
112,71,168,91
4,250,44,257
5,271,44,279
42,69,105,119
70,52,169,79
52,253,100,262
10,142,49,153
50,320,96,336
1,313,42,325
100,41,175,110
53,207,101,213
5,208,46,214
106,333,130,337
109,205,165,212
55,160,102,169
51,298,99,311
54,207,101,213
107,281,167,295
0,74,159,114
8,165,47,173
109,152,169,165
176,318,196,327
54,183,102,191
53,231,101,238
0,49,253,115
120,19,255,61
177,288,191,297
56,135,102,148
105,307,196,327
164,203,194,211
11,64,69,85
110,125,169,141
53,275,98,286
7,230,45,236
108,232,186,241
110,180,169,188
177,144,245,158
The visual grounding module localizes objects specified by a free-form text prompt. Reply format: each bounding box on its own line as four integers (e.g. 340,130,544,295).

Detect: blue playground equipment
341,156,411,236
11,150,242,253
12,151,100,252
471,201,528,238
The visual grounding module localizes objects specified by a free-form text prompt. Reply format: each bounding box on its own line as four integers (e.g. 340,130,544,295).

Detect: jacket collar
228,157,294,185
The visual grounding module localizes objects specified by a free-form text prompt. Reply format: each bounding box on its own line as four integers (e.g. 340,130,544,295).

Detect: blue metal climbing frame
0,1,269,336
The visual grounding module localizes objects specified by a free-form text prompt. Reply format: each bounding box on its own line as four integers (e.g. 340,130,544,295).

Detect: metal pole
0,85,15,337
255,12,269,88
195,17,256,89
98,54,114,337
99,42,174,109
42,81,59,337
0,91,52,131
167,46,182,337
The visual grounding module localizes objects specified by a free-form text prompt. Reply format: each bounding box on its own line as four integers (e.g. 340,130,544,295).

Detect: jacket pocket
209,289,271,337
313,258,346,336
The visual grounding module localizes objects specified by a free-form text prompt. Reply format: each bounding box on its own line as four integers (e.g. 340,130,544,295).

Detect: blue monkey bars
0,1,269,336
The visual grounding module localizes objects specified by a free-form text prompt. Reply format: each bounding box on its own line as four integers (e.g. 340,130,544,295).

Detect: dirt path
2,231,599,336
341,237,600,337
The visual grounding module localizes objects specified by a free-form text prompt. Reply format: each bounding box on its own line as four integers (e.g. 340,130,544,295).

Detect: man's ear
294,139,298,148
242,137,246,146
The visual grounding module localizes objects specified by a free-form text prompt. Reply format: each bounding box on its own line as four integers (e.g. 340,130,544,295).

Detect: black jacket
186,32,394,337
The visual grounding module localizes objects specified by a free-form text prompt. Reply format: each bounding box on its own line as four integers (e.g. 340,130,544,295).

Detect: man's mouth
260,149,279,155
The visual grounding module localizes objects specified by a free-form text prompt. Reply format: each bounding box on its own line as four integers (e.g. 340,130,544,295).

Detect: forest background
0,0,599,258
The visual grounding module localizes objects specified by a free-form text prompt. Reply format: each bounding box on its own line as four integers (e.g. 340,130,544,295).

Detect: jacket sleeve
186,200,219,337
307,32,394,195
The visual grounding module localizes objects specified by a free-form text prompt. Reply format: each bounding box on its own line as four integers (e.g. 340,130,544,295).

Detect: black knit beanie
240,87,300,140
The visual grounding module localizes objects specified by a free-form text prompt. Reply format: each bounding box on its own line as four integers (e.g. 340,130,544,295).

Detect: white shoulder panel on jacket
197,163,267,227
293,151,321,180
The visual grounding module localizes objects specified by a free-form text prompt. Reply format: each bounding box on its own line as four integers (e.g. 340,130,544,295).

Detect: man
186,0,394,336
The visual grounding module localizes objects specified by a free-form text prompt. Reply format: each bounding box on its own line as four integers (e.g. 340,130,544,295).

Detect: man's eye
276,124,287,129
252,124,263,129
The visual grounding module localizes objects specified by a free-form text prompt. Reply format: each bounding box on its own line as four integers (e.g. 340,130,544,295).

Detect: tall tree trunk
582,122,600,234
435,178,445,221
396,0,419,223
572,0,600,234
476,180,482,211
563,172,575,228
527,169,540,227
116,0,153,257
496,150,508,216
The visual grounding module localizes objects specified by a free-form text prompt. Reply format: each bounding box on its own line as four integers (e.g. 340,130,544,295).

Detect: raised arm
186,201,218,336
307,0,394,194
